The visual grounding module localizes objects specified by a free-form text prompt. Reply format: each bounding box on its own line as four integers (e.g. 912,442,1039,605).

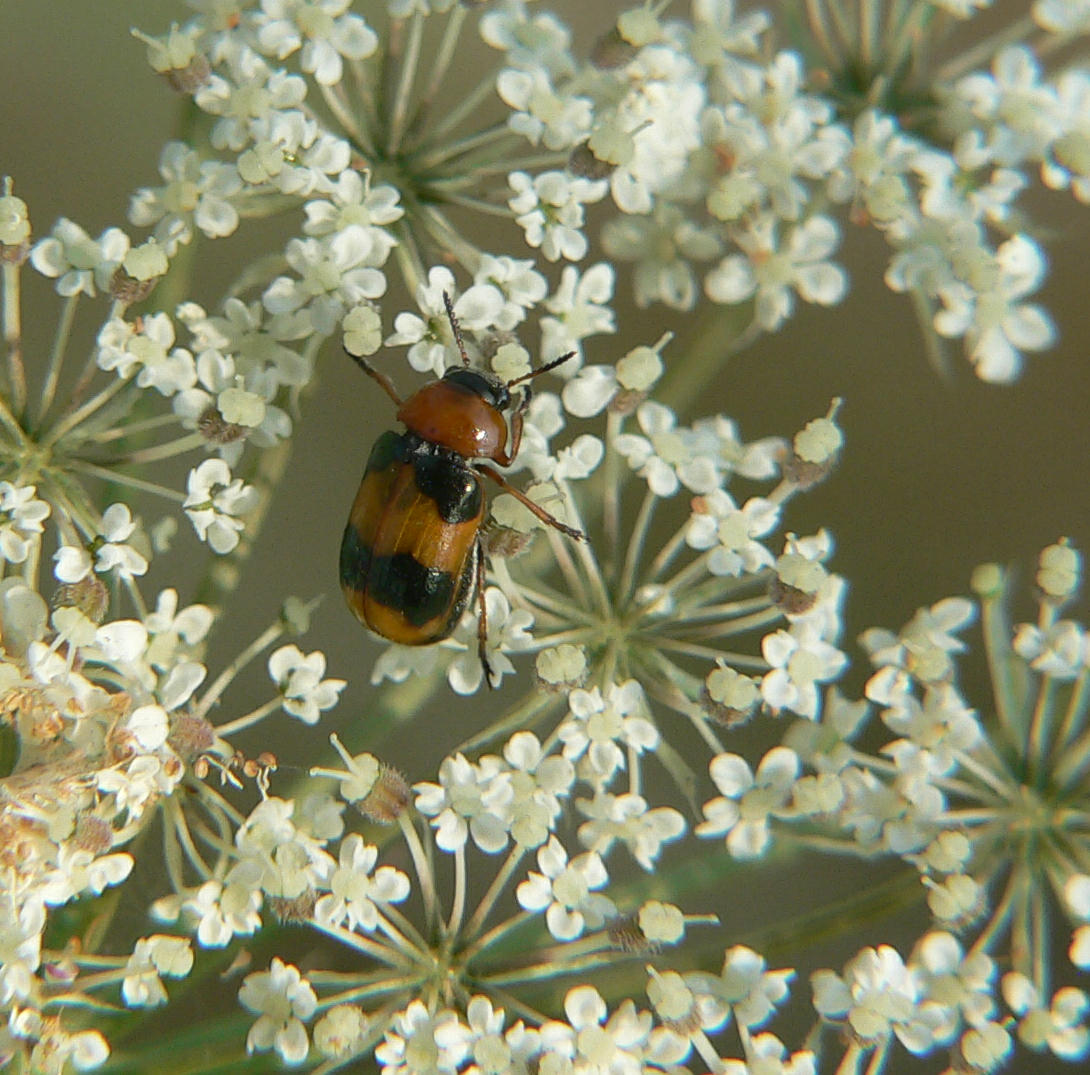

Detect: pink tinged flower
239,958,317,1065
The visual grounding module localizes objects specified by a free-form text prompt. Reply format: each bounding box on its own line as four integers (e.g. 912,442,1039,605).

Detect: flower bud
536,644,588,691
1037,539,1080,602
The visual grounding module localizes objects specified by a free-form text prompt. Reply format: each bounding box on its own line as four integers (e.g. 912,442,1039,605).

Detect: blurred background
2,1,1088,1065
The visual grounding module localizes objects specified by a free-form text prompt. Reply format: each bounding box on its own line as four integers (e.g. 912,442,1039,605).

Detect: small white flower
268,644,346,724
576,791,686,870
97,313,197,397
122,935,194,1008
498,68,592,150
501,731,574,850
183,459,258,554
602,204,721,310
473,254,548,331
686,945,794,1031
233,797,335,900
516,836,616,940
558,680,658,784
614,402,719,497
696,747,800,859
255,0,379,85
195,44,308,152
508,170,607,262
705,213,847,330
686,490,778,577
262,233,388,337
313,834,410,931
129,141,242,252
414,753,513,854
540,263,615,365
1002,972,1090,1059
762,620,847,719
812,945,945,1054
303,168,401,259
912,931,996,1033
92,503,149,579
375,1001,471,1074
239,958,317,1065
385,267,503,375
0,895,45,1003
30,218,129,297
0,482,50,564
181,876,263,948
448,588,534,694
560,986,658,1070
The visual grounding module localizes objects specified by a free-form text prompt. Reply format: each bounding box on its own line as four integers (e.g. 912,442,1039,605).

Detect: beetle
340,292,583,686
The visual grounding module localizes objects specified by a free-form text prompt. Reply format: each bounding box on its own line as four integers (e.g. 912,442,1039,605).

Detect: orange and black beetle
340,293,582,685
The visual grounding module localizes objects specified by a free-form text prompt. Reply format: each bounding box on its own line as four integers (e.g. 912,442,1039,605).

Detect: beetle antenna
344,346,403,406
442,291,471,367
506,350,577,388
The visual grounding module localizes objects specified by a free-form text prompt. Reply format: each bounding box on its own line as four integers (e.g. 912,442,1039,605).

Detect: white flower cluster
0,521,345,1069
482,2,1087,380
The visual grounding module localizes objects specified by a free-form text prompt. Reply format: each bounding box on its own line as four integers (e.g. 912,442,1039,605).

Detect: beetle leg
494,350,576,466
344,348,403,406
474,535,496,690
476,464,586,542
492,389,530,467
